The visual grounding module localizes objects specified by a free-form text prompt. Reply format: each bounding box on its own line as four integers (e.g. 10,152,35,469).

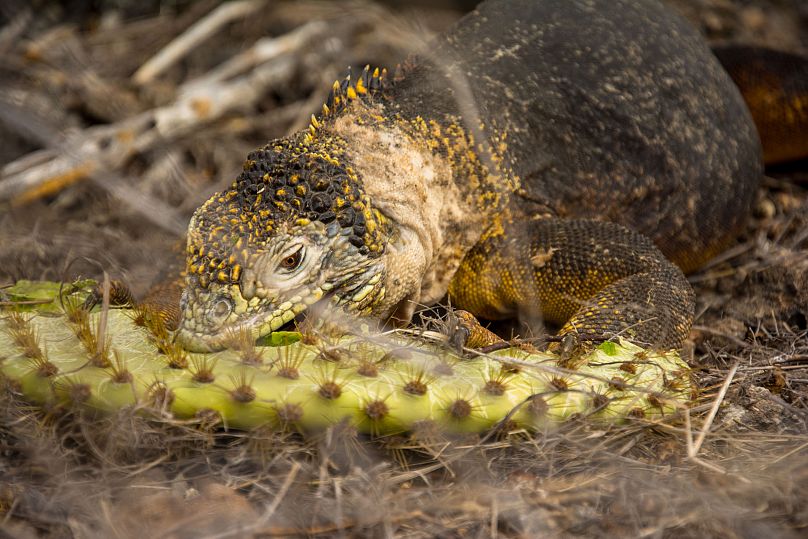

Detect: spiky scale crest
320,65,388,124
185,64,391,291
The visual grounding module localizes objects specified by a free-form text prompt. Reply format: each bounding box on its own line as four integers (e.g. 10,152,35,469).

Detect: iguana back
390,0,762,273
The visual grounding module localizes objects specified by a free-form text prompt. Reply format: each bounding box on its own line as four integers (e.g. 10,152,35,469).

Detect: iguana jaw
175,282,315,352
175,223,388,352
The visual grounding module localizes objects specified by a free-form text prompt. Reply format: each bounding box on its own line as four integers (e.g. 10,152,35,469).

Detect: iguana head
176,132,392,351
175,65,493,351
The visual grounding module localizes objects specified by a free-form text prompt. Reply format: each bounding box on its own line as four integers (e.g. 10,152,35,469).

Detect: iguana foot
84,279,183,331
446,309,504,353
83,279,135,310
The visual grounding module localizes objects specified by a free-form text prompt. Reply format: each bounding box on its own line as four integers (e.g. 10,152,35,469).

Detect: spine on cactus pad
0,280,692,434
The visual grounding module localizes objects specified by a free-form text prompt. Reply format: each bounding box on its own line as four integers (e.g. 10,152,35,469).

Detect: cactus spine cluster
0,281,691,434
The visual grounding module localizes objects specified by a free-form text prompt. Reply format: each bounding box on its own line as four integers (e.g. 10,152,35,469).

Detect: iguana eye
278,246,304,272
209,297,233,324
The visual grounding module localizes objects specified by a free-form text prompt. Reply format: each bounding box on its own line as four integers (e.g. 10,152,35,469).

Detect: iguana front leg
448,218,695,351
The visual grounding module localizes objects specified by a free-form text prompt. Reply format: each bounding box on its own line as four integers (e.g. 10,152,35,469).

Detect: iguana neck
325,98,513,320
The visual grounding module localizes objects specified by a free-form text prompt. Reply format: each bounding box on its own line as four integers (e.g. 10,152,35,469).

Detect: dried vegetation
1,0,807,537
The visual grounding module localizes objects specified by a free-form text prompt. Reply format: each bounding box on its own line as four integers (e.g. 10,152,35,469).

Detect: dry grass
0,0,807,537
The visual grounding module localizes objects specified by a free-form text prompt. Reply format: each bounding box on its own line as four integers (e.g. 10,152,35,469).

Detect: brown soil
1,1,807,537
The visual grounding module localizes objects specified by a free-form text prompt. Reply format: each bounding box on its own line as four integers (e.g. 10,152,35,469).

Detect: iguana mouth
175,269,385,352
175,285,322,352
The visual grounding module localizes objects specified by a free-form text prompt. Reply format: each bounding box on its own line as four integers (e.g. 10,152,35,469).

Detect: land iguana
161,0,804,353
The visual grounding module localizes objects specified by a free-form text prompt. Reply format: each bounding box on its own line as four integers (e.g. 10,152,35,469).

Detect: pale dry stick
767,440,808,466
690,360,738,458
637,511,701,539
252,461,302,530
687,454,753,486
180,21,328,94
0,89,67,146
333,478,345,537
153,461,300,539
684,408,695,456
96,271,111,360
691,324,751,349
99,498,126,539
0,7,32,54
0,106,188,234
490,495,498,539
132,0,267,85
0,22,328,211
252,511,426,537
743,364,808,371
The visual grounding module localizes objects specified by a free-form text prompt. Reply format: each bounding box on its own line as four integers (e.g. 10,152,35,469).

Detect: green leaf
598,340,618,356
257,331,302,346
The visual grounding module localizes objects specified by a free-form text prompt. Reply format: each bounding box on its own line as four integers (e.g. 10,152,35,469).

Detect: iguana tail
714,45,808,165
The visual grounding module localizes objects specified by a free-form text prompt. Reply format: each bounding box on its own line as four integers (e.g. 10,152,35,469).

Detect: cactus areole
0,281,691,434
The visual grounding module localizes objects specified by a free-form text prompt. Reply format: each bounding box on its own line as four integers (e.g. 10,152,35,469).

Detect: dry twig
0,21,327,210
132,0,268,85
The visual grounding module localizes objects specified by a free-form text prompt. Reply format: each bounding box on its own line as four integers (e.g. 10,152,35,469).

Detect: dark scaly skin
174,0,764,352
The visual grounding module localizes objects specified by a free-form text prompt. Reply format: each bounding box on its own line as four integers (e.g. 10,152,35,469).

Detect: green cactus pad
0,281,692,434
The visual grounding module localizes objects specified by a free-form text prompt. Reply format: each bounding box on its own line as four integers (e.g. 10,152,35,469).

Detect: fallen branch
0,21,328,208
132,0,268,85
